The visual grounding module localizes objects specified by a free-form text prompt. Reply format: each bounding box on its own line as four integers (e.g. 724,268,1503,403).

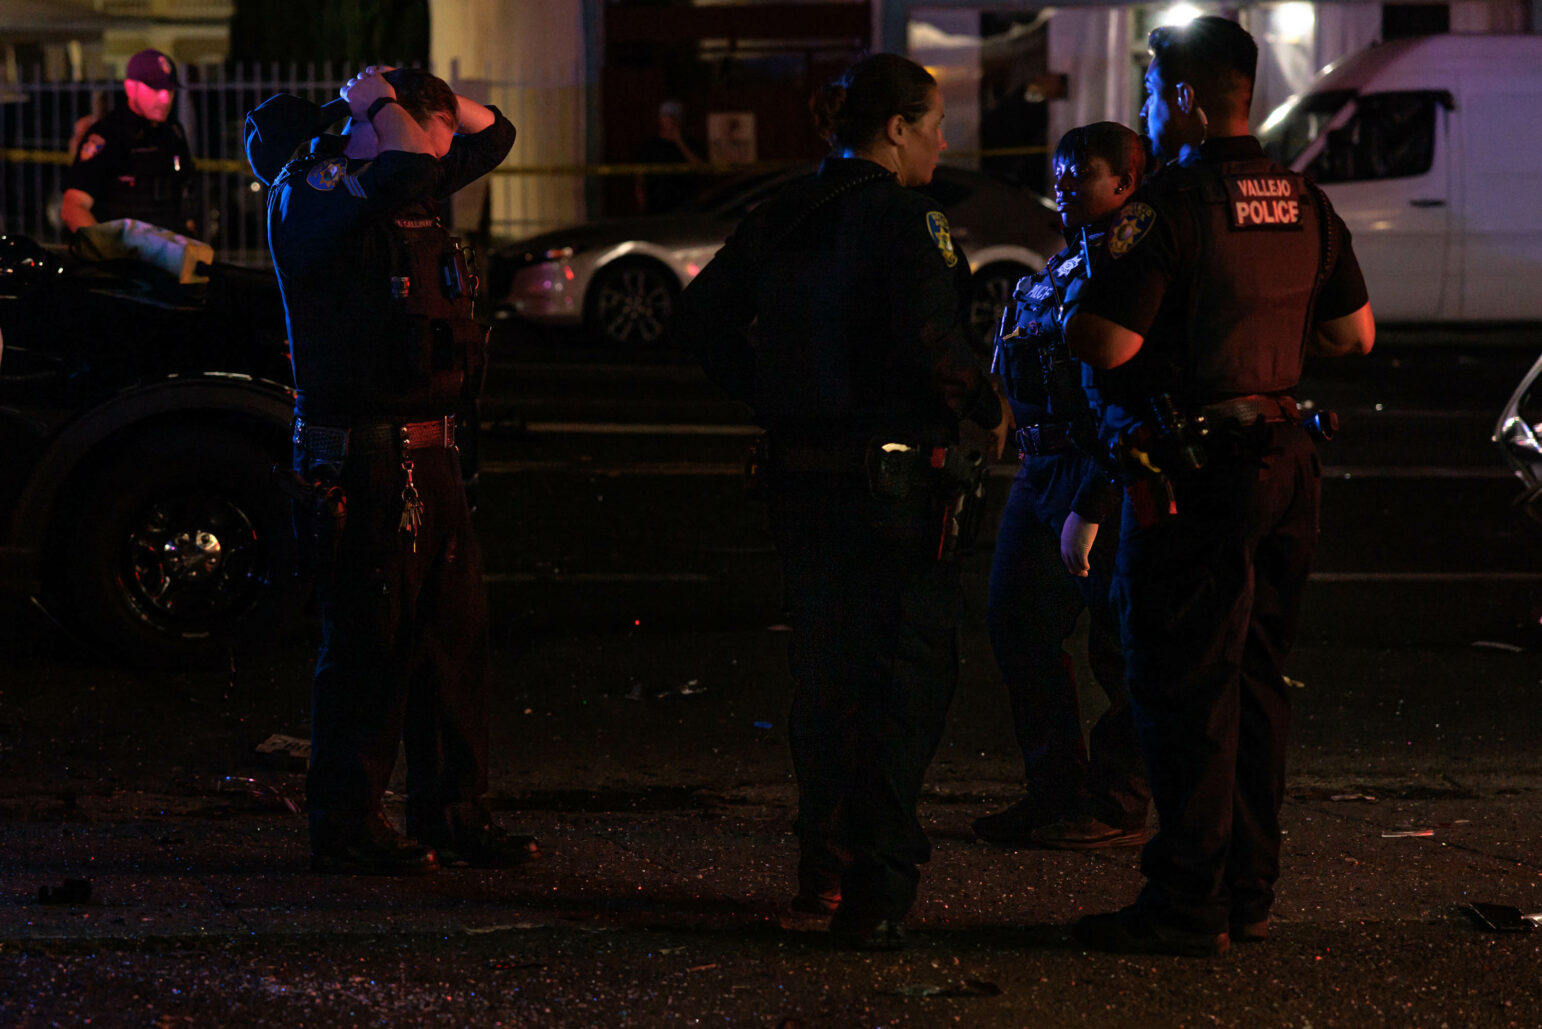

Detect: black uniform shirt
1075,136,1369,435
675,156,1000,443
263,104,515,422
1079,136,1368,343
63,104,194,230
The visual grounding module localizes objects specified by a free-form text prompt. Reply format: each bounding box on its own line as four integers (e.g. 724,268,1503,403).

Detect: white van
1259,34,1542,323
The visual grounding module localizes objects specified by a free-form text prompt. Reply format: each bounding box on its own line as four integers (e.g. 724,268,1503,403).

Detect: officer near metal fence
973,122,1151,853
62,49,194,236
1064,16,1375,956
674,53,1005,951
248,66,536,876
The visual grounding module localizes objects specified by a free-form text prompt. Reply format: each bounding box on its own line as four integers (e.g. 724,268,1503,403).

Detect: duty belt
1199,394,1299,426
295,415,456,461
1016,421,1075,458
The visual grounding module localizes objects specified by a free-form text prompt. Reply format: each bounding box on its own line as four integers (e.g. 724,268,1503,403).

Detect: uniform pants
987,456,1147,828
1113,423,1320,933
299,441,491,835
771,471,960,923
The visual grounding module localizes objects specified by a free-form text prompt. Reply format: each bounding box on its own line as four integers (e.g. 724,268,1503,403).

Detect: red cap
126,49,179,91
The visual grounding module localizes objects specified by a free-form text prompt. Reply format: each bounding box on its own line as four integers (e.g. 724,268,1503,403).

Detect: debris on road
218,775,301,814
1467,903,1542,932
885,979,1002,998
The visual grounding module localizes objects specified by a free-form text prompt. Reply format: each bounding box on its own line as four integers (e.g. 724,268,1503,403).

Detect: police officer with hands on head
674,53,1004,951
973,122,1152,853
248,65,535,877
62,49,194,235
1063,16,1374,956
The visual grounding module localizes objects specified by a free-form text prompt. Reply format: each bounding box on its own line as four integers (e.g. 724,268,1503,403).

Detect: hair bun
810,82,848,143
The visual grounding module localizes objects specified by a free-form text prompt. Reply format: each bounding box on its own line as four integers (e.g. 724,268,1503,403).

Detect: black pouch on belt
864,440,927,501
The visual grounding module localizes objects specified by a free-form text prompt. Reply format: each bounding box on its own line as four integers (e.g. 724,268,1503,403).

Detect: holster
864,440,987,560
274,464,347,579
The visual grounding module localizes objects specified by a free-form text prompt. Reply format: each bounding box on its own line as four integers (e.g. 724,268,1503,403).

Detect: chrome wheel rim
123,494,263,627
595,266,673,345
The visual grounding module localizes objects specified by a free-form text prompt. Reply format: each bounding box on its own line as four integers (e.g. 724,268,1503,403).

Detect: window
1306,91,1444,183
1259,89,1355,167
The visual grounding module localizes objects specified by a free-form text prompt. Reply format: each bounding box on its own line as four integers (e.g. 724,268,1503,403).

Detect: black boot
409,804,540,868
311,811,439,876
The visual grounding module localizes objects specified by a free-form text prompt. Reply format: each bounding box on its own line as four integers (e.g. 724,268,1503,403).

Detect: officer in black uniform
973,123,1151,851
1065,17,1374,955
674,53,1004,950
248,66,536,876
62,49,194,235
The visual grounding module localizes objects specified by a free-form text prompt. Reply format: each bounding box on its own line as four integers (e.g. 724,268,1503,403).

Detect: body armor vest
748,168,929,439
1176,157,1321,402
98,125,186,228
273,148,487,421
386,216,488,412
997,239,1096,425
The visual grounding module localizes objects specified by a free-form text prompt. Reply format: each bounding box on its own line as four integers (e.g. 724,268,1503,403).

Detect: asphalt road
1,324,1540,1026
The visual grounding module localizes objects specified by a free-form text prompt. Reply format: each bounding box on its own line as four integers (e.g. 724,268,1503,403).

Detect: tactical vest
746,168,912,436
273,148,487,420
104,132,185,228
996,241,1095,424
1177,157,1321,402
385,215,488,412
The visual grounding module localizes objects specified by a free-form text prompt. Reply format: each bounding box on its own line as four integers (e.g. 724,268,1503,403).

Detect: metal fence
0,61,585,266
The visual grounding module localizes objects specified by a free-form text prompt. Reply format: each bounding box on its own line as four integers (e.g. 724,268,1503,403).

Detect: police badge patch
78,134,105,162
926,211,958,268
306,158,347,192
1107,202,1157,259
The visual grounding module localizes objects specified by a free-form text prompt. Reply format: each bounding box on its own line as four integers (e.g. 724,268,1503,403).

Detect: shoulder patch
925,210,958,268
306,157,348,192
78,134,106,162
1107,202,1157,259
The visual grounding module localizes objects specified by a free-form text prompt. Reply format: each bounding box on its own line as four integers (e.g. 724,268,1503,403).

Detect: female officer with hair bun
675,52,1004,951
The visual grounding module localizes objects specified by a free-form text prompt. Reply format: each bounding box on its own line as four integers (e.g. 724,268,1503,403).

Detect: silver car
490,164,1063,348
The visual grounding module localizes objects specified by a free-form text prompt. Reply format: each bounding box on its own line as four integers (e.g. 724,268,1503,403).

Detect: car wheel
970,262,1033,352
62,426,304,667
584,260,678,347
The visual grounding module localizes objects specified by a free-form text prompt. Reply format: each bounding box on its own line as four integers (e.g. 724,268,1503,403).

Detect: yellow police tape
4,146,1050,179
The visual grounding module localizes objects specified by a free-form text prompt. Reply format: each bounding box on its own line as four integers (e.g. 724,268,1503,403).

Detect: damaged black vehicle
1495,349,1542,525
0,233,301,666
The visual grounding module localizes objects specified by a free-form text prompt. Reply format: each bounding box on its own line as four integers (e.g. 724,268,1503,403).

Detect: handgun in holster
1111,393,1208,530
933,445,989,561
864,440,987,560
273,465,347,577
1111,425,1177,530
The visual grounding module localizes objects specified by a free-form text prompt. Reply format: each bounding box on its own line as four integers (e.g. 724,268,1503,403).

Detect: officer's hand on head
341,65,397,120
1060,511,1098,577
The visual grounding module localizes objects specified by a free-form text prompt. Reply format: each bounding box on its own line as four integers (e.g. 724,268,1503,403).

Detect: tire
583,260,678,347
62,425,305,667
970,261,1033,352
